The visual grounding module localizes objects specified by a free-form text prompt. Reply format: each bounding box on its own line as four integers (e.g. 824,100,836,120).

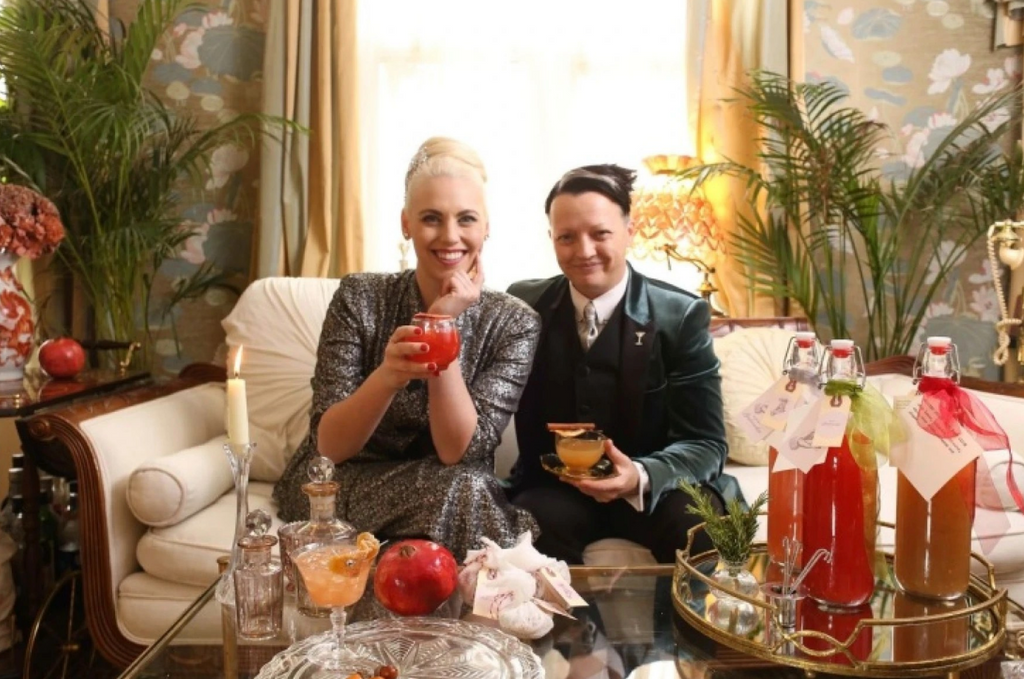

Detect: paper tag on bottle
472,568,514,620
533,597,576,619
896,396,985,500
737,377,806,439
537,566,588,609
812,394,852,448
776,401,830,472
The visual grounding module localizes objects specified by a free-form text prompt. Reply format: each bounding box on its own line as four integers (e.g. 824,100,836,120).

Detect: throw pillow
713,327,805,466
126,435,233,527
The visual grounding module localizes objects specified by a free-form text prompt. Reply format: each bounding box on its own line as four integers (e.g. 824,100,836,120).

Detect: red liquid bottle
894,336,976,600
409,313,461,374
803,339,878,608
767,331,819,565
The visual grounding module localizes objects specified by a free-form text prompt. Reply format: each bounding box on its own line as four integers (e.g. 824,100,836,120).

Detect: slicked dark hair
544,164,637,217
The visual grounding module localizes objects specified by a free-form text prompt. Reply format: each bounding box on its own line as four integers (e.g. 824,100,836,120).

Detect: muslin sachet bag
458,532,581,639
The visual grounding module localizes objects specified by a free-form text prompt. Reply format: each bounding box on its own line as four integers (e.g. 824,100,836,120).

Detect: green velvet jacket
507,266,742,511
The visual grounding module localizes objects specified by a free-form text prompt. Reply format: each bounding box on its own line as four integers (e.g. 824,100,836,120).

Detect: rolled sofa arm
18,364,226,668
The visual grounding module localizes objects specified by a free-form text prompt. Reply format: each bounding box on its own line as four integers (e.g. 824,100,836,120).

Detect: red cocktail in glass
409,313,460,374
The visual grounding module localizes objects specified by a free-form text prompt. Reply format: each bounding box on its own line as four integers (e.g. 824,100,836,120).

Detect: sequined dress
273,270,541,560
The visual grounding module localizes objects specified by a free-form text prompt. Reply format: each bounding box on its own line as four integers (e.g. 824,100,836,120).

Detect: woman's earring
402,231,410,240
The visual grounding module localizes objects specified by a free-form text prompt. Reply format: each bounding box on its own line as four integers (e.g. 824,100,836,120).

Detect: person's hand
427,257,485,318
565,439,640,502
376,325,439,390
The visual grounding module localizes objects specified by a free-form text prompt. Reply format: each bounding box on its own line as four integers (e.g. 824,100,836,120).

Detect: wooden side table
0,368,151,628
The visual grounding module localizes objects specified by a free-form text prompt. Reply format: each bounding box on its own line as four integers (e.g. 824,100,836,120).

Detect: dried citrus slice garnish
546,423,595,436
355,531,381,560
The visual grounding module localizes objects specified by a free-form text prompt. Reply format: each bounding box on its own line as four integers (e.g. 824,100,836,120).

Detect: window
358,1,693,290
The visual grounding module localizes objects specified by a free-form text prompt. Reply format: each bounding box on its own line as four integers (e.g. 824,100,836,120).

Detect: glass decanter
278,456,356,617
234,509,283,640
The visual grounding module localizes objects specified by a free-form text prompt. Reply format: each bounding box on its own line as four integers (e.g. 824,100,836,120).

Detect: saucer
540,453,617,480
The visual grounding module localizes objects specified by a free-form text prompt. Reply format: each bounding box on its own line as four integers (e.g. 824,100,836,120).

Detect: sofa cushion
136,482,281,587
126,435,233,527
713,328,806,466
220,277,340,482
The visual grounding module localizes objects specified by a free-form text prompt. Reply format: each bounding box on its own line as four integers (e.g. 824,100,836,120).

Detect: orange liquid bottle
767,332,818,564
894,337,976,600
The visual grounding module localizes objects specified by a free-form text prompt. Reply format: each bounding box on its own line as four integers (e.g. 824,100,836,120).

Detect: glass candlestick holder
234,509,283,640
216,441,256,606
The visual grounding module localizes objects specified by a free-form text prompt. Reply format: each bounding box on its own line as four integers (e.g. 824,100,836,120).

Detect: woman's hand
375,325,439,391
428,257,485,318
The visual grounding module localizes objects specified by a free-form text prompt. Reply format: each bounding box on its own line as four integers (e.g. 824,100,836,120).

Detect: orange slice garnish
326,532,380,575
547,423,595,435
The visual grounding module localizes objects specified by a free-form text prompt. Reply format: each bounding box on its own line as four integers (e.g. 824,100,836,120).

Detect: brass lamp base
662,245,727,317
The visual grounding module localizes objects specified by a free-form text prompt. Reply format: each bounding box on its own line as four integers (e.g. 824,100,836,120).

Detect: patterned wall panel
799,0,1022,377
111,0,266,375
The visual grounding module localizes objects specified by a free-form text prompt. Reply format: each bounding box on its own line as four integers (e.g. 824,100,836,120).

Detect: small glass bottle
894,336,975,600
803,339,878,607
55,480,80,577
234,509,283,640
278,457,355,617
767,331,818,564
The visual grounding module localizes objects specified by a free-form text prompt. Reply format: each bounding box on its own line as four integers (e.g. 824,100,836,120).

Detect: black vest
538,295,626,441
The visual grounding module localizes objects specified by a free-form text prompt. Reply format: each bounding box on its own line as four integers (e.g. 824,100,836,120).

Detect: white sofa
26,277,1024,667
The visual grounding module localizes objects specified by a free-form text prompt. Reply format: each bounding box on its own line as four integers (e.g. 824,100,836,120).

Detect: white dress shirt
567,271,650,511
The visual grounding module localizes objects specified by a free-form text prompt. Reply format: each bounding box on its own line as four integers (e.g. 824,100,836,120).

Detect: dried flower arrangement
0,183,64,259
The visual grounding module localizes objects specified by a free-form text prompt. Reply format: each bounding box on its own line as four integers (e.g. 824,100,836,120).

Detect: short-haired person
274,137,540,560
506,163,741,564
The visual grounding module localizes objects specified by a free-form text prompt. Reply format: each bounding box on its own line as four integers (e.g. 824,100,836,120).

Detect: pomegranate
373,539,457,616
38,337,86,379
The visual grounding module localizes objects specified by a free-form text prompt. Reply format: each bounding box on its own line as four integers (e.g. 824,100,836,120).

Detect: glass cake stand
254,617,543,679
673,522,1019,678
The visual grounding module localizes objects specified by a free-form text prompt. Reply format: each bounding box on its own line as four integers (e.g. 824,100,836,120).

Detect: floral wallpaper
110,0,266,376
801,0,1022,378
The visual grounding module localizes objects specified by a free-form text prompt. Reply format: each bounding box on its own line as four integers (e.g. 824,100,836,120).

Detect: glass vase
0,251,34,382
708,557,759,636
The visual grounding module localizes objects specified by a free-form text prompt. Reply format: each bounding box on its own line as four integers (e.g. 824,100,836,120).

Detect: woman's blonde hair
404,136,487,207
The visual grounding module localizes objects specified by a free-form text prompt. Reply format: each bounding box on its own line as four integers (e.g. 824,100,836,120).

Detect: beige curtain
687,0,788,318
993,1,1024,48
259,0,363,278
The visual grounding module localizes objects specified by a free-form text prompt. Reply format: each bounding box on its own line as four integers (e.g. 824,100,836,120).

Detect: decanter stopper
308,456,335,484
245,508,271,538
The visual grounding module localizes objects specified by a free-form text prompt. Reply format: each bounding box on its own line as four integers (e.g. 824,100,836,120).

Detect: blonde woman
273,137,539,559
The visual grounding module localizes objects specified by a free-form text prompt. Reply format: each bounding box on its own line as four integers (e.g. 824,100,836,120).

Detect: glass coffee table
117,564,1021,679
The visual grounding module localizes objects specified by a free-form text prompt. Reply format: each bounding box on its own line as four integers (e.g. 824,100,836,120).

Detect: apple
38,337,86,379
373,539,458,616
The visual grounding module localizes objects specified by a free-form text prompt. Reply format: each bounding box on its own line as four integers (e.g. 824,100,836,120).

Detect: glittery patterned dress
273,270,541,560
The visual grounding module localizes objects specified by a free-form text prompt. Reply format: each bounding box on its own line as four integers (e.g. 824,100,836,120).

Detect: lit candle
226,347,249,444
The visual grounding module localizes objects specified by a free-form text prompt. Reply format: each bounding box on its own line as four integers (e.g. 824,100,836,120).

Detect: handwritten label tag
890,394,916,469
533,597,576,619
737,377,806,441
896,397,985,500
776,401,830,472
736,397,774,443
472,568,513,620
537,566,588,609
812,394,852,448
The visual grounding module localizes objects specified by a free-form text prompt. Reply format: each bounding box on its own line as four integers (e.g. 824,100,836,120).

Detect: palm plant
685,71,1024,360
0,0,286,366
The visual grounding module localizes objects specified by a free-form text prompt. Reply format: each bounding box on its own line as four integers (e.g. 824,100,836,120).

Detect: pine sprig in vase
679,481,768,564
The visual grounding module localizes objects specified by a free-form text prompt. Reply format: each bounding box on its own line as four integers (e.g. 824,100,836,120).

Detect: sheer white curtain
358,1,694,291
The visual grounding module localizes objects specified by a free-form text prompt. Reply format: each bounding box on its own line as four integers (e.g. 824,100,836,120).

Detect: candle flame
233,346,244,378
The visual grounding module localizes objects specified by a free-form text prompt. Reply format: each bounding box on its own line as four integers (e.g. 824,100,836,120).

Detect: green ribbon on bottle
823,380,902,471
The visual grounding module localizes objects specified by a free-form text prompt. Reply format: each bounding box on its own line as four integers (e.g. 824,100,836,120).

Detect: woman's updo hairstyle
404,136,487,207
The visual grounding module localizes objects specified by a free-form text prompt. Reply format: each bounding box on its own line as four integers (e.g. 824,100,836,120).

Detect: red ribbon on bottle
917,376,1024,513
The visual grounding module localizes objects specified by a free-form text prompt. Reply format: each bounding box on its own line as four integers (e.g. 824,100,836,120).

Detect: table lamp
629,154,726,315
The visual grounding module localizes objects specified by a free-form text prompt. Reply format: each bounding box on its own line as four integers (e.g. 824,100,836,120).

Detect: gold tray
672,521,1018,678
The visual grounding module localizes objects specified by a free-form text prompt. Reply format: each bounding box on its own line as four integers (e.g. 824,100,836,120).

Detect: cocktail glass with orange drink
549,424,607,475
291,532,380,670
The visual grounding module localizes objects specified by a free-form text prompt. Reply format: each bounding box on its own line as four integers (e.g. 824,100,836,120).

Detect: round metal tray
672,522,1010,677
255,617,543,679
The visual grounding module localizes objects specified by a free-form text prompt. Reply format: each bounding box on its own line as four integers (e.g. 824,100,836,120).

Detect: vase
0,252,34,382
708,557,760,636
